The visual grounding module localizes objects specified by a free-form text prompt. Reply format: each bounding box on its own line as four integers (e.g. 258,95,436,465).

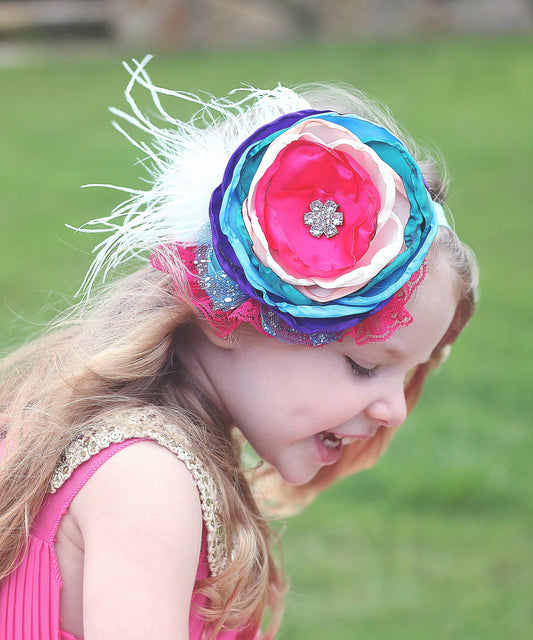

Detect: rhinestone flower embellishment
304,199,344,238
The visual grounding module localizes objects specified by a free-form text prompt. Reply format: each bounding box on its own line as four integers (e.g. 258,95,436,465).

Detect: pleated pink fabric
0,439,245,640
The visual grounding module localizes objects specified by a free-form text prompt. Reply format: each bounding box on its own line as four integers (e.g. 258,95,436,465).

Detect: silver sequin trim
194,243,248,311
49,407,228,576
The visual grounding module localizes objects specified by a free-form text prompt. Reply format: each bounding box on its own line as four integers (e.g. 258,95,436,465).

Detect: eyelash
346,357,377,378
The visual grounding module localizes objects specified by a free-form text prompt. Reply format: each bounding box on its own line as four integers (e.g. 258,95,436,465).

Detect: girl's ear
198,322,236,350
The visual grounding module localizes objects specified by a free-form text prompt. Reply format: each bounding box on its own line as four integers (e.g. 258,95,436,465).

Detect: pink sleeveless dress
0,408,251,640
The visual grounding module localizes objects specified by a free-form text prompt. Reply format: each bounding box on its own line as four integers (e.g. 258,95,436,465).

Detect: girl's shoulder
50,406,228,577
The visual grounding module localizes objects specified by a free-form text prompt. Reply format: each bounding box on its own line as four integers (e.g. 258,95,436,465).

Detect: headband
75,57,451,347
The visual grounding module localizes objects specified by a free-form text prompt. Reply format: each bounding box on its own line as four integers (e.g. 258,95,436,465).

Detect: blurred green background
0,36,531,638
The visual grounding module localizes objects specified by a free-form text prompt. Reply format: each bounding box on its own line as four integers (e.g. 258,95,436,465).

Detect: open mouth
315,431,348,465
316,430,372,465
317,431,343,450
317,430,372,448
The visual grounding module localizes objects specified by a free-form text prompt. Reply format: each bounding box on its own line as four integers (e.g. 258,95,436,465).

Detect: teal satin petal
433,201,450,229
261,290,383,318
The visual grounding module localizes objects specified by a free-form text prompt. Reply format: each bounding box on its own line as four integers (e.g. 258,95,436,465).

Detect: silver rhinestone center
304,199,344,238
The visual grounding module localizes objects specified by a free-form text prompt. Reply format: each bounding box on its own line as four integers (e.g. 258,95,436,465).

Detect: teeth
318,432,342,449
318,432,359,448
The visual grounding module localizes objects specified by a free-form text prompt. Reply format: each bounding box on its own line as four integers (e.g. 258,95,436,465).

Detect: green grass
1,36,532,638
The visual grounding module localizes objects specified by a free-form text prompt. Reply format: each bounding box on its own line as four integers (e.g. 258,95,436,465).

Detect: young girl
0,57,477,640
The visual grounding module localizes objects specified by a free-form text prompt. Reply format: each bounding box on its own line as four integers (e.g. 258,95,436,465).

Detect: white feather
70,55,311,296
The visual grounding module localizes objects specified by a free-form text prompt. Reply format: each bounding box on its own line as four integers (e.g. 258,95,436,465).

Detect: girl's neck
179,328,233,428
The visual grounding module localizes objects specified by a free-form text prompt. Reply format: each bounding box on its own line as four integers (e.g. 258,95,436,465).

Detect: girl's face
191,261,457,485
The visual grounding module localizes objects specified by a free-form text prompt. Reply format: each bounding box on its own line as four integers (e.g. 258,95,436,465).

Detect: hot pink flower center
253,140,381,280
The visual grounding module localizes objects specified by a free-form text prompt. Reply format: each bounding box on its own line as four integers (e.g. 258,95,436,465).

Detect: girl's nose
365,382,407,429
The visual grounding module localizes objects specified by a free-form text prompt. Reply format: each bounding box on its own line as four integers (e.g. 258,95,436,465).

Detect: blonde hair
0,83,478,636
0,270,284,638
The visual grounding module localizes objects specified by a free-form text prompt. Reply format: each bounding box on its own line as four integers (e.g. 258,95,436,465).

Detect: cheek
285,385,357,436
232,343,354,433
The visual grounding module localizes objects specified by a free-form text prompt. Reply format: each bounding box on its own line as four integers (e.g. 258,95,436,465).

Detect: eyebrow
347,339,432,366
346,342,409,362
383,342,434,365
382,344,408,359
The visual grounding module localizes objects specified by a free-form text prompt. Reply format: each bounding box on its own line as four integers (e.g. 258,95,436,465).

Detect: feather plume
70,55,311,296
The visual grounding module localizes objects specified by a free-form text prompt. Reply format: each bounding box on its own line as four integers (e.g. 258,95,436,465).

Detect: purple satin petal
264,295,392,334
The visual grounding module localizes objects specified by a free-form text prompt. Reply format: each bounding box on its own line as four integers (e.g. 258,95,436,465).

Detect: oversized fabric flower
208,109,438,334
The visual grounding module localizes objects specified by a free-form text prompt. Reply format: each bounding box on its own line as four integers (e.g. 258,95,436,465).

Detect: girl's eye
346,357,377,378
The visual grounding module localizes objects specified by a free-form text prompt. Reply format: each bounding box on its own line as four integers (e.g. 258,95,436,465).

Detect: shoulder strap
46,407,228,576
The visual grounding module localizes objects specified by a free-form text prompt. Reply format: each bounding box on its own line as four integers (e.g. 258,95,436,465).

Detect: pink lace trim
151,244,426,347
151,245,264,338
346,261,426,345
